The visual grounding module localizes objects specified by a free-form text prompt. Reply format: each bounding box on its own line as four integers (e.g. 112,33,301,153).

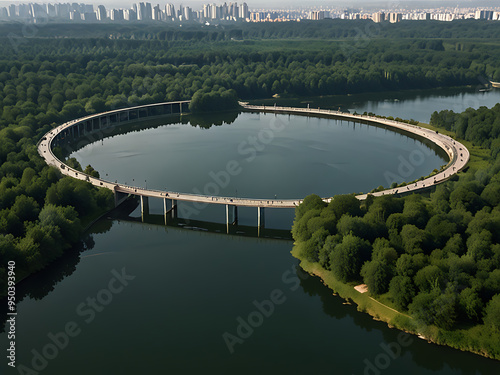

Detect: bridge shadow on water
115,196,293,241
0,195,291,335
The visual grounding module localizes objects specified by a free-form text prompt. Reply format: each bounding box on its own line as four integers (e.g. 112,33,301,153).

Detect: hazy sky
1,0,498,10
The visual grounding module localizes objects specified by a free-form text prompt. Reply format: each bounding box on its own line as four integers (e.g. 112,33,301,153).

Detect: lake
1,87,500,375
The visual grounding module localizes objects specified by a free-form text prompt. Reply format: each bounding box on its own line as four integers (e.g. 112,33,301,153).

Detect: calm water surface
68,111,446,228
1,88,500,375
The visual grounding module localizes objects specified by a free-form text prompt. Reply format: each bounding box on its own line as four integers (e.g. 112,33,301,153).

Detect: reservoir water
2,87,500,375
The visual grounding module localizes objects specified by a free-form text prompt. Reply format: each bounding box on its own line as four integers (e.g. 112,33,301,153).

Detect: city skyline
1,0,499,23
1,0,500,11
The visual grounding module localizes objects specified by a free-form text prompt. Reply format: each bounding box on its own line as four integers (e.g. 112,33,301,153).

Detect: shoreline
291,245,500,362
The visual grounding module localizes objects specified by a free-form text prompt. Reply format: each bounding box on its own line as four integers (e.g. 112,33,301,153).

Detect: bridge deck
37,102,470,209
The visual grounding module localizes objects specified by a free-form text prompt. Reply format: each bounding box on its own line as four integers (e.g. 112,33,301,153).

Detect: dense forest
292,104,500,358
0,20,499,310
2,19,500,41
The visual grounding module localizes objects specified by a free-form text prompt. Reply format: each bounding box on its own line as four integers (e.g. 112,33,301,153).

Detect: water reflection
298,268,500,374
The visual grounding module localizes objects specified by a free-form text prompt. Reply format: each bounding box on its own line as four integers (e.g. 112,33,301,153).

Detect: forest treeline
1,31,500,132
2,19,500,41
292,104,500,358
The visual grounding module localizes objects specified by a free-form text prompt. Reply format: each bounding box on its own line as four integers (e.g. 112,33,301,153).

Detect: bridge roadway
246,104,470,200
37,101,470,226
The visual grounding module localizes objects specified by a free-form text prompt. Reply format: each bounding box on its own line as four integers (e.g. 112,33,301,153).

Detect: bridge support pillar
258,207,265,228
171,199,177,218
140,196,149,220
114,190,128,208
163,198,168,225
233,206,238,225
225,204,238,233
162,198,177,222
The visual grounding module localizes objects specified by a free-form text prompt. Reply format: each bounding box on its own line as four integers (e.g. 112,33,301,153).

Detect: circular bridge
37,101,470,228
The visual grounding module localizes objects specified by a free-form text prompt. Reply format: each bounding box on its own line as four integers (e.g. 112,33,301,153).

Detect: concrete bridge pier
114,189,128,208
233,206,238,225
225,204,239,233
257,207,265,228
171,199,177,218
163,198,168,225
162,198,177,220
140,196,149,221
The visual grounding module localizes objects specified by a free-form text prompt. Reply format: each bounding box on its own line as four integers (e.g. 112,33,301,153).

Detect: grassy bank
292,242,500,361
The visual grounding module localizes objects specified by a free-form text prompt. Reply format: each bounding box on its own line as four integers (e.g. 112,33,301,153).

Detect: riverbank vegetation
292,104,500,359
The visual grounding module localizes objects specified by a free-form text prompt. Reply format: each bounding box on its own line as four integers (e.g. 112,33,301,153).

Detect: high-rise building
228,2,238,19
152,4,161,20
96,5,106,20
30,3,47,19
82,11,97,21
110,9,124,21
137,3,147,20
221,2,228,19
46,4,56,17
124,9,137,21
17,4,31,18
181,6,192,20
475,10,493,20
309,11,325,20
239,3,249,20
203,4,210,19
372,12,385,23
55,3,70,19
69,10,80,20
388,12,402,23
7,4,15,17
211,3,221,19
165,3,176,19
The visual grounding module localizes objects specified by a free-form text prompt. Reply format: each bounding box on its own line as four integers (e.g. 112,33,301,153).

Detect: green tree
327,194,362,219
414,265,444,292
361,259,393,295
294,194,326,222
400,224,431,254
84,165,100,178
432,292,458,330
458,288,483,321
389,275,416,310
301,228,329,263
329,233,371,283
38,204,81,244
483,294,500,331
291,209,321,242
10,195,40,224
409,289,439,326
